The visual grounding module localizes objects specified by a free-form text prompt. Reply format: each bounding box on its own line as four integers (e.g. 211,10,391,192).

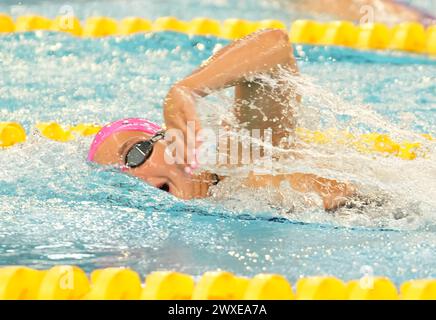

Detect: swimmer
88,29,356,211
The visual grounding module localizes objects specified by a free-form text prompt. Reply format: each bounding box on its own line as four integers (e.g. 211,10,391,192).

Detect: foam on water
0,31,435,282
196,56,435,230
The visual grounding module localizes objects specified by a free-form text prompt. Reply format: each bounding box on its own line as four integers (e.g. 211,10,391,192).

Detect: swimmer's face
93,130,208,199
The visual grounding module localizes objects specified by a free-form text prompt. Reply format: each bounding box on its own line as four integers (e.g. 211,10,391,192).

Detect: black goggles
124,131,165,168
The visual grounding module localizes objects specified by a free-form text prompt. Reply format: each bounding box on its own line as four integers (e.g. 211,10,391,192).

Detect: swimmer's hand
163,84,202,167
289,174,356,211
319,180,357,211
163,29,298,169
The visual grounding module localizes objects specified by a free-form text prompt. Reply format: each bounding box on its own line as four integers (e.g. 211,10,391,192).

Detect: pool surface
0,0,435,285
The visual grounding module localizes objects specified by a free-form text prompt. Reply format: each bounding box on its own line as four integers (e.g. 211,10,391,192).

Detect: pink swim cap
87,118,162,162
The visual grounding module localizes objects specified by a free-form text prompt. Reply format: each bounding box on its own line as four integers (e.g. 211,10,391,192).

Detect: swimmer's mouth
158,183,170,193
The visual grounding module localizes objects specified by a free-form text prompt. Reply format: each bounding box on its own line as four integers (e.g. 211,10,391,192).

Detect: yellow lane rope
0,14,435,55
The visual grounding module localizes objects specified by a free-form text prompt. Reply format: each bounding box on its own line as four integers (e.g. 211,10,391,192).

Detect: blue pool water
0,0,435,284
1,0,434,23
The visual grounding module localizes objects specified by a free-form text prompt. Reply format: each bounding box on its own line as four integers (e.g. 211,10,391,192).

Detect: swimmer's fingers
169,134,200,171
322,182,357,211
164,108,192,166
323,195,348,211
162,122,184,168
179,92,202,147
168,119,198,167
180,112,202,168
164,85,202,167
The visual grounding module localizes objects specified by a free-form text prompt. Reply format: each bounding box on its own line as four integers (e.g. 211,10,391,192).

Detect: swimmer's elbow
255,28,290,46
256,29,295,62
269,28,290,43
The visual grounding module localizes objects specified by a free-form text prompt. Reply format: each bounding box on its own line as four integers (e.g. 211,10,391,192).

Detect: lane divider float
0,122,26,147
0,266,435,300
0,14,435,55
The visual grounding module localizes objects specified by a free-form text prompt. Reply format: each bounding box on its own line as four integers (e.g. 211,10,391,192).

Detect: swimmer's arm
164,29,297,131
163,29,299,162
244,172,356,211
174,28,296,95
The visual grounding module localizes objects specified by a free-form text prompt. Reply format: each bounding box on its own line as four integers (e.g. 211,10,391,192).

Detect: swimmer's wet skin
89,29,356,210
